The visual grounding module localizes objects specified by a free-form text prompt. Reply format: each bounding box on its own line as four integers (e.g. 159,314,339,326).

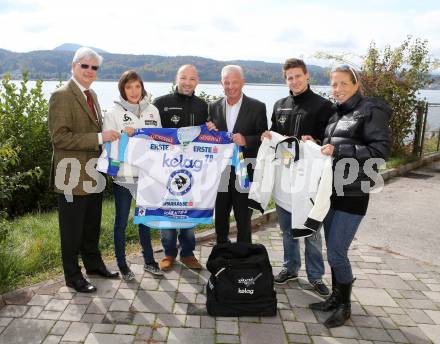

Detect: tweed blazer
48,79,103,195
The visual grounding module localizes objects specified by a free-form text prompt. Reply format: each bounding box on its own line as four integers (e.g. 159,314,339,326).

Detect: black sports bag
206,242,277,316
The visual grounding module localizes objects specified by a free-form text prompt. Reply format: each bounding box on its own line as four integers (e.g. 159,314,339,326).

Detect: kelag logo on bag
206,243,277,317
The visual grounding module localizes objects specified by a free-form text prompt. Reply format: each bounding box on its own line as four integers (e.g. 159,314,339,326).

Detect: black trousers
215,169,253,244
57,192,105,282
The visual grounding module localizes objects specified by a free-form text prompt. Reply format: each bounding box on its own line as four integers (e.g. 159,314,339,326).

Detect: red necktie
84,90,98,122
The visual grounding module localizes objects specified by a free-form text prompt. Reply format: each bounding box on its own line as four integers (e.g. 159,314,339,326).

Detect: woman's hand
301,135,316,143
261,130,272,141
206,121,218,131
321,144,335,156
122,127,135,136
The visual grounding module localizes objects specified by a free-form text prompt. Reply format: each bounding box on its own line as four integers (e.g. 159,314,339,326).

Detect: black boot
324,280,353,328
309,269,339,312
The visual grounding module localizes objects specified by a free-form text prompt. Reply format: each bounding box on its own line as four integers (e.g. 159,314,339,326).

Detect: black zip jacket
153,88,208,129
270,86,333,143
323,93,391,196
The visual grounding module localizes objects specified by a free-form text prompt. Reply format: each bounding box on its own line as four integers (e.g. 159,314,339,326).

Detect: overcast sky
0,0,439,66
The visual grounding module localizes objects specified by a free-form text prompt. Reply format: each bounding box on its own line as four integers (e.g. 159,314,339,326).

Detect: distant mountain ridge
0,44,331,84
53,43,108,54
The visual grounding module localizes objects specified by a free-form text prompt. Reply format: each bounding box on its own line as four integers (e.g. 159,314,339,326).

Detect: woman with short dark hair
103,70,162,280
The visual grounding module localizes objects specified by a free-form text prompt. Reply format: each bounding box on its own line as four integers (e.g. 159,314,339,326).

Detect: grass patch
385,154,419,169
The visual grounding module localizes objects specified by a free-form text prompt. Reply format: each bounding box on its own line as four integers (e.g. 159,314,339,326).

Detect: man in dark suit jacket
48,47,120,293
208,65,267,243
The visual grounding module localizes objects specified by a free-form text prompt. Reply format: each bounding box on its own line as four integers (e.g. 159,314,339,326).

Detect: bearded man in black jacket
262,58,333,296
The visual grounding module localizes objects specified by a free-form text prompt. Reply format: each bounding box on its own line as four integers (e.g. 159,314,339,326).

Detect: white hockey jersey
98,125,235,229
249,132,333,238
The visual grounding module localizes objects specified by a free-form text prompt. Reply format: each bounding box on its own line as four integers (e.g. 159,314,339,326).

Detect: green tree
361,37,431,154
0,73,53,216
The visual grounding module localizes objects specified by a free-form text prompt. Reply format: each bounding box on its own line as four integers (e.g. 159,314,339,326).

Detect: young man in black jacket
153,64,207,271
262,58,333,296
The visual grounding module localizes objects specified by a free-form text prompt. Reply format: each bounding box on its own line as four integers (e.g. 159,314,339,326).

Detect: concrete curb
1,152,439,308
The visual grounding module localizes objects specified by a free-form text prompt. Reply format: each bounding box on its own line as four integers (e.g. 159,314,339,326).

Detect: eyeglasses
77,63,99,71
331,64,358,83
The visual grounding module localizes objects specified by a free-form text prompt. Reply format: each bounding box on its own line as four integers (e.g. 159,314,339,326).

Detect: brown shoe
180,256,203,269
159,256,175,271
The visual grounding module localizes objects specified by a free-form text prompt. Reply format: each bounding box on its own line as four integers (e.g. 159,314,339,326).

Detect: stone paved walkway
1,221,439,344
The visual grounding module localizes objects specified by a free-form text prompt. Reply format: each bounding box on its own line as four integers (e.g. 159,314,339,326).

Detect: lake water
15,80,440,130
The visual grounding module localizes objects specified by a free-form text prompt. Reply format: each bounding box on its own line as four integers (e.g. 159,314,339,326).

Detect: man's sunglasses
77,63,99,71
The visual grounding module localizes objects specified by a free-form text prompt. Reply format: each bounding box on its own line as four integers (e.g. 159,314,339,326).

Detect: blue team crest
167,169,193,196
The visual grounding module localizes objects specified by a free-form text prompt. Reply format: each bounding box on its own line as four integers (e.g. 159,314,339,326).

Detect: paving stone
216,334,240,343
351,315,383,328
407,280,430,292
378,317,398,330
217,320,239,335
155,313,186,327
86,298,112,314
114,289,136,300
173,302,188,314
358,327,393,341
87,279,121,298
286,289,320,308
400,289,428,300
425,310,440,324
369,274,412,290
81,313,105,323
387,329,410,343
62,322,91,342
305,323,330,336
45,299,70,312
71,296,93,305
407,298,438,310
59,304,87,321
186,303,207,315
0,319,11,327
177,283,203,293
50,320,71,335
353,288,398,307
390,313,417,326
42,335,62,344
109,299,132,312
283,320,307,334
423,291,440,302
139,278,160,290
400,326,432,344
28,295,53,306
328,325,361,339
185,315,201,328
114,324,137,334
293,307,318,323
364,306,387,317
0,319,54,344
167,327,214,344
0,305,28,317
132,312,155,325
84,333,135,344
201,315,216,328
132,290,175,313
311,336,359,344
158,279,179,292
406,308,435,324
134,326,152,341
23,305,43,318
418,324,440,344
38,311,62,320
427,284,440,292
102,311,134,324
176,292,197,303
240,323,288,344
90,324,114,333
152,326,169,341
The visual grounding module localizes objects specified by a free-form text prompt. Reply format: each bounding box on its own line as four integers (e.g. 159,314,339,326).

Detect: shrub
0,73,54,216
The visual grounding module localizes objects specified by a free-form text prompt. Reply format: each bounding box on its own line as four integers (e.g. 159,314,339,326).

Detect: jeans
160,228,196,258
276,205,324,282
113,183,155,268
324,208,364,283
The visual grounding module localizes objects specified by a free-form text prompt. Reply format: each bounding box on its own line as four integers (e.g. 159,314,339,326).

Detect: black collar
174,88,195,99
336,93,362,114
